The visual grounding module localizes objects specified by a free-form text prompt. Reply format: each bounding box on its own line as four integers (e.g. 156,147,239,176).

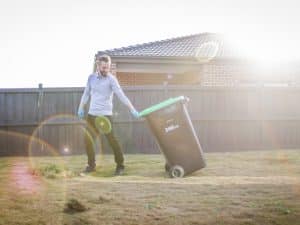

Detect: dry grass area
0,150,300,225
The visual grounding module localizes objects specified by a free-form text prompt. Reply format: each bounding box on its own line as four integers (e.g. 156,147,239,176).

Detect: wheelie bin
139,96,206,178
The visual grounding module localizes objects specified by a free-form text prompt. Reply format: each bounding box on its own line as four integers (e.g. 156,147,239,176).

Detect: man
78,54,139,175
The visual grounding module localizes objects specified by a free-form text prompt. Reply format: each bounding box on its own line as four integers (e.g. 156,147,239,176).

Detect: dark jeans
84,114,124,168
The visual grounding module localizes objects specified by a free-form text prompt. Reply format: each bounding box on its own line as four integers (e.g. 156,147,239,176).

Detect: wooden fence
1,86,300,156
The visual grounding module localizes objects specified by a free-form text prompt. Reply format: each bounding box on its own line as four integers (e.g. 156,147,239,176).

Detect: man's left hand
130,108,139,118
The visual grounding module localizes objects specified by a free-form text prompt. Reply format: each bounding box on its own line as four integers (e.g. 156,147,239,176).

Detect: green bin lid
139,96,184,117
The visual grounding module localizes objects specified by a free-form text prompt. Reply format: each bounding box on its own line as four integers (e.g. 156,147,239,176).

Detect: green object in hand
95,116,112,134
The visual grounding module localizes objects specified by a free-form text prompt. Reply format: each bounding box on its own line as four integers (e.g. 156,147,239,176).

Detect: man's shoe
114,165,125,176
83,165,96,173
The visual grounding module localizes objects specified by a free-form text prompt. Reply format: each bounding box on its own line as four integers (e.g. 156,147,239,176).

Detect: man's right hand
77,108,85,119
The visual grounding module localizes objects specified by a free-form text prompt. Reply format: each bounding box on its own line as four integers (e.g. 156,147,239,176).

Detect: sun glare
226,32,299,64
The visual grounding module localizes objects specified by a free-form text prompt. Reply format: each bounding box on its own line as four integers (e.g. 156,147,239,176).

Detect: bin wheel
169,165,185,178
165,163,170,172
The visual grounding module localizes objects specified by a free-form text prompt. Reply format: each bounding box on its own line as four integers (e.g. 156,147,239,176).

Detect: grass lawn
0,150,300,225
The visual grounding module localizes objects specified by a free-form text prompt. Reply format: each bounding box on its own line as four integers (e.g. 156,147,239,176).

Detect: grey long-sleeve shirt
79,72,132,116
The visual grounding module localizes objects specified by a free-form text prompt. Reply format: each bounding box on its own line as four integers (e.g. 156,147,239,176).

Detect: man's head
95,54,111,76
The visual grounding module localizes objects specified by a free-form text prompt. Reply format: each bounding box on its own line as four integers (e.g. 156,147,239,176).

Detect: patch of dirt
64,198,88,213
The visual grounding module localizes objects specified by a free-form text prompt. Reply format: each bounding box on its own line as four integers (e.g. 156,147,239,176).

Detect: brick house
95,33,298,86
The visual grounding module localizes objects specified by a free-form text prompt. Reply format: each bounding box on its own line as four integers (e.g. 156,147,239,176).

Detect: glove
77,108,85,119
130,108,139,118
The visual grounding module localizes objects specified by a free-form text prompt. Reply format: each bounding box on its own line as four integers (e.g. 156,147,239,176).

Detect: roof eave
110,55,208,64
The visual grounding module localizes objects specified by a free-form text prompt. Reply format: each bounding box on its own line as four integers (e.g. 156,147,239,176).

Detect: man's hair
96,54,111,64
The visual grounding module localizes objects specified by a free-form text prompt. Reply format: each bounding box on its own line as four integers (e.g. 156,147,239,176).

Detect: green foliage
31,163,62,179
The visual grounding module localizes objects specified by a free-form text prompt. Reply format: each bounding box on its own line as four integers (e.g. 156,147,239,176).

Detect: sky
0,0,300,88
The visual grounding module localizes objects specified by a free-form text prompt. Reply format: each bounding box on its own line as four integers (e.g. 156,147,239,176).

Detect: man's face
96,61,110,76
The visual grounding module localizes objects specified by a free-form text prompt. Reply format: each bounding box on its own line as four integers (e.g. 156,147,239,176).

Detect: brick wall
201,61,299,86
113,61,300,87
116,72,202,86
201,62,245,86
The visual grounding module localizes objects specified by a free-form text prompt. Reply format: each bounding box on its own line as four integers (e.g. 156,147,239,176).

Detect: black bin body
143,97,206,176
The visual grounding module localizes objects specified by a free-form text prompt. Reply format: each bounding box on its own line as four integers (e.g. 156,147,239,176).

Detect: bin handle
183,96,190,104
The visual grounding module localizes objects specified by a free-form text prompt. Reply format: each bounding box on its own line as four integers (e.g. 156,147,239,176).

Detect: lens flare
0,118,106,223
195,41,220,63
9,160,43,194
28,113,105,168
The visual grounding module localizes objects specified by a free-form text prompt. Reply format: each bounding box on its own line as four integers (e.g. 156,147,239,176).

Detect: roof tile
97,33,242,59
